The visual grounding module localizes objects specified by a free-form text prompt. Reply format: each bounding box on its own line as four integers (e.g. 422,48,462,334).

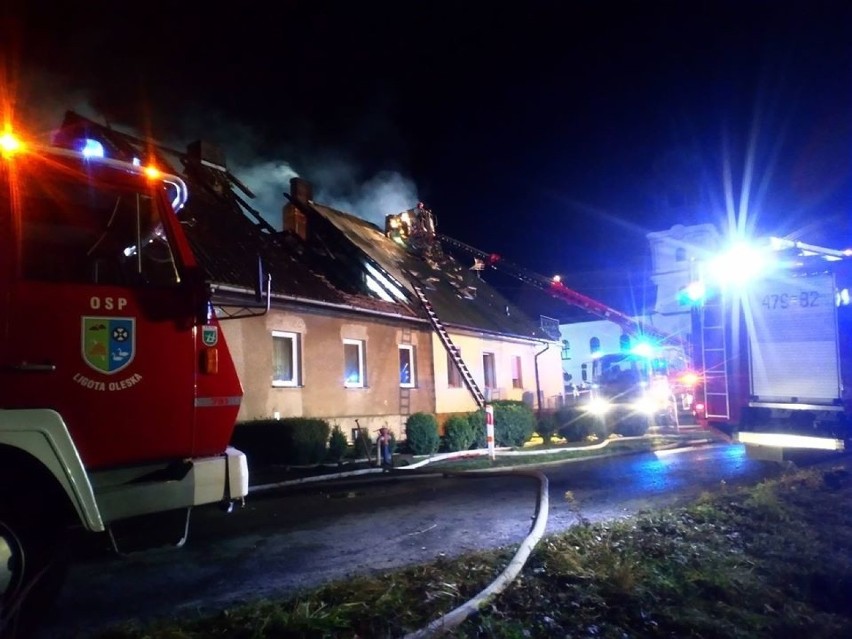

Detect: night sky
4,2,852,308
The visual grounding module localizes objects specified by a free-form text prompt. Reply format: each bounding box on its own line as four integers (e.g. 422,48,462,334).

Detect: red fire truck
0,128,250,635
691,238,852,459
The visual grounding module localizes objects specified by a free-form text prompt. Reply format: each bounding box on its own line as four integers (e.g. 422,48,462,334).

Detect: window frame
482,351,497,390
511,355,523,389
590,336,601,354
343,338,366,388
399,344,416,388
447,349,463,388
561,339,571,360
271,330,300,387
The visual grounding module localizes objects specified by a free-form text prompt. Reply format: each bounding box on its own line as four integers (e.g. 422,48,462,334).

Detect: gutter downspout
534,341,551,416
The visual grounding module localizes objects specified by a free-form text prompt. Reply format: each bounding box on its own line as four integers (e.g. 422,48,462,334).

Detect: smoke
234,160,300,222
317,170,420,228
4,66,105,143
232,148,419,231
234,156,419,231
8,67,420,230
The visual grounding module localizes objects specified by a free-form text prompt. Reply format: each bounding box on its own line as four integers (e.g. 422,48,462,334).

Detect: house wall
219,305,435,440
432,331,563,420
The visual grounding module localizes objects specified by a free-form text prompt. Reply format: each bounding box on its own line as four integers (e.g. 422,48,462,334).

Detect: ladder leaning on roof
411,284,486,410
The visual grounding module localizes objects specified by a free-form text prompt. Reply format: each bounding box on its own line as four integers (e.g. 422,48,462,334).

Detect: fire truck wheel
0,507,68,638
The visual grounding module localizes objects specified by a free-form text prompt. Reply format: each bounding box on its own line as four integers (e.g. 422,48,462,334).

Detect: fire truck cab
0,129,249,634
573,343,684,432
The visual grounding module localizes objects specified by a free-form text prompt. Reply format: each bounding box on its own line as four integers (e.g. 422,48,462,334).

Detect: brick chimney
283,177,311,240
186,140,227,170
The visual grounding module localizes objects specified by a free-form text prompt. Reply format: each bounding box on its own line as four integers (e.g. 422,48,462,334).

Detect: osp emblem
82,317,136,374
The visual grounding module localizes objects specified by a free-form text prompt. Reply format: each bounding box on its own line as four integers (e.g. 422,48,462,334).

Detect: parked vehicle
690,238,851,460
0,128,254,635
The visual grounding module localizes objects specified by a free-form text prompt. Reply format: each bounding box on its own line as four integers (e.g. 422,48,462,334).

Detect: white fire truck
691,238,852,459
0,127,254,636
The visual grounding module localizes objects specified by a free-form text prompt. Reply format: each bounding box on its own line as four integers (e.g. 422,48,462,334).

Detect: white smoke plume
234,159,300,223
318,170,420,228
6,69,420,230
229,149,419,231
4,66,105,143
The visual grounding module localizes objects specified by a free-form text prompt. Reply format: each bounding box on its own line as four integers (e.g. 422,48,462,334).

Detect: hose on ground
403,469,549,639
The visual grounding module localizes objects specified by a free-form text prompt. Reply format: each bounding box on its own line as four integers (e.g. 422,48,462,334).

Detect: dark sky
4,1,852,291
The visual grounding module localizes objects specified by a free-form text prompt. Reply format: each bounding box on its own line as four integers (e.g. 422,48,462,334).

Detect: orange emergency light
0,131,23,157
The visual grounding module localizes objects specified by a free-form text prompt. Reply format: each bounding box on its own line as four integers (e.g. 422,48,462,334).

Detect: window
482,352,496,389
511,355,523,389
561,339,571,360
581,363,588,383
590,337,601,354
343,339,365,388
399,344,415,387
272,331,300,387
8,159,179,286
675,247,686,262
447,350,462,388
619,334,631,352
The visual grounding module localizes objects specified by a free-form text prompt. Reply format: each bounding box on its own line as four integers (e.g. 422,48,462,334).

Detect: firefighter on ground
377,427,393,468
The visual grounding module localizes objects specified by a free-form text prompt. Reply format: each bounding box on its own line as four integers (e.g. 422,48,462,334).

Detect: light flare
0,131,22,156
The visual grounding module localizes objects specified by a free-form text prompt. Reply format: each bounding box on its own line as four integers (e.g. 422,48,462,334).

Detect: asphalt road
37,442,810,638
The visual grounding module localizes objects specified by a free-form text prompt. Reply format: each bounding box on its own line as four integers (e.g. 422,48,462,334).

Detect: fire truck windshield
2,156,180,286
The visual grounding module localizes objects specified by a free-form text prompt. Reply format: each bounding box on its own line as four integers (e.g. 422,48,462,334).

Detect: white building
646,223,722,342
559,223,722,391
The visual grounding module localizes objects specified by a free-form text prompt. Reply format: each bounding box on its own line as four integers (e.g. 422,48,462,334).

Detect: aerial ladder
436,234,681,347
385,204,693,421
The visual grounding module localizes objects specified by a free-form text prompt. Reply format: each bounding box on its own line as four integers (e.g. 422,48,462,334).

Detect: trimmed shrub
536,412,558,443
471,400,536,448
327,425,348,463
231,417,330,466
406,412,440,455
611,410,650,437
444,414,476,452
555,407,607,442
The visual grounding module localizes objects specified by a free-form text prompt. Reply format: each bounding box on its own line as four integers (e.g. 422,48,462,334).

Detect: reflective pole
485,404,495,460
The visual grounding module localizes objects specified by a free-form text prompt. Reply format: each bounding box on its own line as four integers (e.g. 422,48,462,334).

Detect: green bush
611,410,650,437
471,400,536,448
231,417,330,466
327,425,348,463
444,414,476,452
405,412,440,455
536,412,558,443
555,407,607,442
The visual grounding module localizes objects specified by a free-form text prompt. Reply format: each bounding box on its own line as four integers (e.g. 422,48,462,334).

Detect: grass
93,462,852,638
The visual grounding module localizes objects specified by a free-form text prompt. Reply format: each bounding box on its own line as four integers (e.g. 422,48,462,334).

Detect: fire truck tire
0,502,69,638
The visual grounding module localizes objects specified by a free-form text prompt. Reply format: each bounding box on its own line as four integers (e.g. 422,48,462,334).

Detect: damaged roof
53,111,550,338
307,202,551,340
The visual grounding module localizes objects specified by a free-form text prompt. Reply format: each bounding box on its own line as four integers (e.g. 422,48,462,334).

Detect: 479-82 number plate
761,290,820,310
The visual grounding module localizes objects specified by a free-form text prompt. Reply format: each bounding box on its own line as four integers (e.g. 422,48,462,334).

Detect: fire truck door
0,166,197,469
